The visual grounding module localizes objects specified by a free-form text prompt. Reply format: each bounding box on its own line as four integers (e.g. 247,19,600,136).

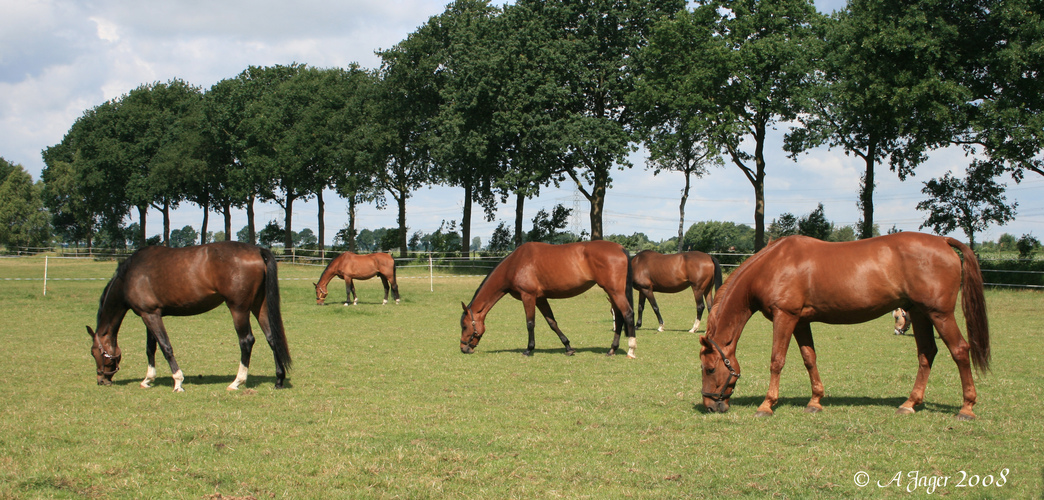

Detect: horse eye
706,367,715,374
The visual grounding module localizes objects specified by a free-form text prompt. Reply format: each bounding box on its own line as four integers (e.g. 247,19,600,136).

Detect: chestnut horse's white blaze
700,233,989,420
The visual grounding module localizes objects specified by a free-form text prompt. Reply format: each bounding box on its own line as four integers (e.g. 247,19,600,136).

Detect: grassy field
0,256,1041,498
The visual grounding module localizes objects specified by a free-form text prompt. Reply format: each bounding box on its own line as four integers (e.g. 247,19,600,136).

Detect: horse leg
635,291,646,329
379,275,390,305
606,292,636,359
345,278,356,306
690,285,707,333
646,291,665,332
140,329,158,388
140,313,185,393
757,313,799,417
253,301,287,388
793,322,825,413
227,308,255,391
897,313,938,416
522,295,538,357
536,298,574,356
931,311,978,420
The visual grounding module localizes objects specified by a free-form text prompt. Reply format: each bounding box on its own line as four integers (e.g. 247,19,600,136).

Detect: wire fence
2,246,1042,291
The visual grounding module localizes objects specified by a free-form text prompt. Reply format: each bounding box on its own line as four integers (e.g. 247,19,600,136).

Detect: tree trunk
283,195,296,250
753,121,767,251
396,193,408,258
588,178,606,241
223,202,232,241
200,199,210,245
137,205,148,248
513,192,525,248
678,170,691,253
348,197,357,253
461,181,473,257
246,194,256,245
859,141,878,240
162,200,171,246
317,189,325,260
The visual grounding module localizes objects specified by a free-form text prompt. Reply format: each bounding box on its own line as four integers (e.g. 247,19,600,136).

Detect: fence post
43,256,48,296
429,252,434,292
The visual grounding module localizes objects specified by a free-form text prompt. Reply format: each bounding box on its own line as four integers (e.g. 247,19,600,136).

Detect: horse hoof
173,387,185,393
226,385,239,391
565,350,575,356
657,326,664,332
522,350,533,357
627,353,636,359
805,405,822,414
606,350,616,357
140,382,151,389
955,412,975,421
895,406,916,416
754,411,774,418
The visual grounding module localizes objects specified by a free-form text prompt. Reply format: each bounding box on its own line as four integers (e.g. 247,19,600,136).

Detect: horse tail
260,247,292,371
625,248,635,328
390,254,401,301
709,254,723,311
945,237,989,374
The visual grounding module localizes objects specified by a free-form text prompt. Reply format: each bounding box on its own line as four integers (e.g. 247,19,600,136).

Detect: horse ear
461,301,468,313
86,326,95,338
698,335,709,350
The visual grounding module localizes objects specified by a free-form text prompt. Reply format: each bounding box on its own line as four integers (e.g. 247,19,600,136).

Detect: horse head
87,326,122,386
459,302,485,354
892,308,911,335
314,282,328,306
699,335,740,413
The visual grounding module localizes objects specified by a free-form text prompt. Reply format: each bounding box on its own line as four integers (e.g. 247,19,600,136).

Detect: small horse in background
631,250,722,333
460,240,636,358
88,241,292,392
893,308,912,335
314,252,400,306
699,233,989,420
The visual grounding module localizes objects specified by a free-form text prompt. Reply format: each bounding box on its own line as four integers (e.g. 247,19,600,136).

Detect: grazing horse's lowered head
314,282,329,305
87,326,122,386
892,308,911,335
459,302,485,354
699,334,741,413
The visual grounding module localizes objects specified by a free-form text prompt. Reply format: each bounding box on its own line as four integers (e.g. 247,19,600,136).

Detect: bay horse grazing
699,233,989,420
314,252,400,306
460,240,637,358
631,250,722,333
87,241,292,392
893,308,912,335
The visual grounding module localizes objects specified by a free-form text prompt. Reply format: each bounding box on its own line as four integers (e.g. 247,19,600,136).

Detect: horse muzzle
460,344,474,354
704,398,730,413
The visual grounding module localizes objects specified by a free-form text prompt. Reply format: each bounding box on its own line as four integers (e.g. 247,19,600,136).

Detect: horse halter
702,337,740,402
96,343,120,377
461,307,478,350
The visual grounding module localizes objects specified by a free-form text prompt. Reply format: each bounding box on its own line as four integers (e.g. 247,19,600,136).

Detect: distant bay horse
893,308,912,335
88,241,292,392
460,241,637,357
314,252,400,306
699,233,989,420
631,250,723,333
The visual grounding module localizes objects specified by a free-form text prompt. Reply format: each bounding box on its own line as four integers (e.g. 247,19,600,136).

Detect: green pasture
0,256,1041,498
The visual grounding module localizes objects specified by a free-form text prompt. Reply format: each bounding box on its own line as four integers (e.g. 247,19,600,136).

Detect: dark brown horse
88,241,292,392
460,240,636,357
699,233,989,420
314,252,399,306
631,250,722,333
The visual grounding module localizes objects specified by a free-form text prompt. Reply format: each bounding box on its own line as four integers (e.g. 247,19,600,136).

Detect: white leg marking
657,324,665,332
689,318,701,333
140,364,157,389
172,369,185,393
227,362,249,391
627,337,637,359
395,299,400,305
382,299,388,305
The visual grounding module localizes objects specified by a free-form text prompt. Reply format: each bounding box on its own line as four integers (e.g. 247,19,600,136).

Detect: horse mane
319,252,343,277
469,254,509,305
97,250,140,325
713,238,787,315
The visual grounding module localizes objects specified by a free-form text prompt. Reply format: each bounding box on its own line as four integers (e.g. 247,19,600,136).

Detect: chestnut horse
631,250,722,333
87,241,292,392
699,233,989,420
314,252,399,306
460,240,637,357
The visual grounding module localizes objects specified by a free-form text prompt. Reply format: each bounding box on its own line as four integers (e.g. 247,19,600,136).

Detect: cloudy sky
2,0,1041,246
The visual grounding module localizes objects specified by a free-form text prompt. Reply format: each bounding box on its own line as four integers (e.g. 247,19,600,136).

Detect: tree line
18,0,1043,256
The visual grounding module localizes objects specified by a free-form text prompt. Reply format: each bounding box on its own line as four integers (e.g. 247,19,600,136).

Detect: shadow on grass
109,374,290,390
486,346,618,356
692,395,960,414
